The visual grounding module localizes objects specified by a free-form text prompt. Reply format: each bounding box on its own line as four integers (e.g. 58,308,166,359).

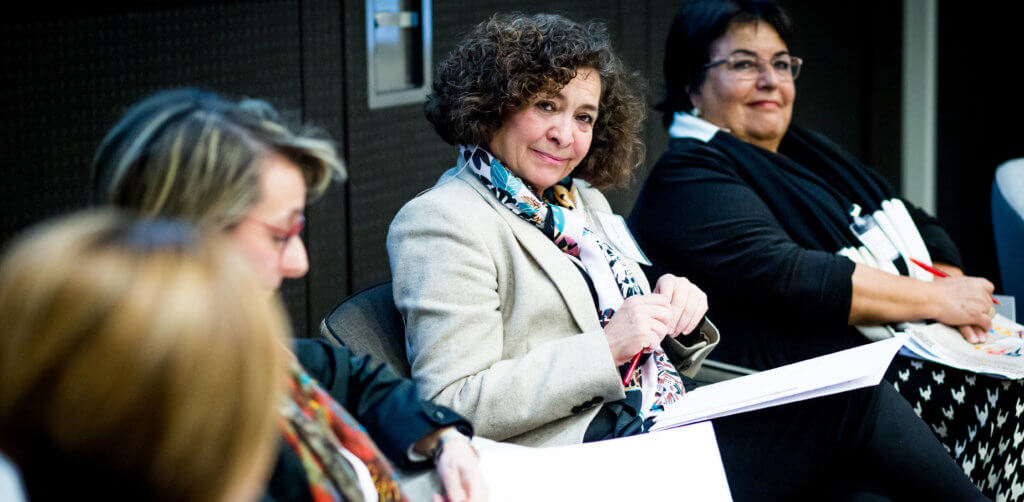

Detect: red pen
909,258,1000,305
622,351,642,386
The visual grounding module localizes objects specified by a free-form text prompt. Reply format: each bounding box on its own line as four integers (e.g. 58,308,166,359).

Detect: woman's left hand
653,274,708,336
434,433,488,502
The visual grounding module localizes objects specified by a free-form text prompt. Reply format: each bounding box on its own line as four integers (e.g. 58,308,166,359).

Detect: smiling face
228,153,309,290
690,21,795,152
488,67,601,193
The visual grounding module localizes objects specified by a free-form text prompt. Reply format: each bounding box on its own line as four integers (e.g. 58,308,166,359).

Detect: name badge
595,211,652,266
849,205,900,263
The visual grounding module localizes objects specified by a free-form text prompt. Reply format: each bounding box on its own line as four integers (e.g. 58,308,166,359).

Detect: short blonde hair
0,210,288,501
92,88,346,230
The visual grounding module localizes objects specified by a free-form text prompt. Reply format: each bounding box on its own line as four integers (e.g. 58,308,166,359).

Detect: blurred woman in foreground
92,88,486,502
0,211,286,501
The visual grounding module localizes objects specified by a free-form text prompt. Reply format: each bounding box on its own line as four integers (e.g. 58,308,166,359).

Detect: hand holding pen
910,259,999,305
606,274,709,386
603,295,672,370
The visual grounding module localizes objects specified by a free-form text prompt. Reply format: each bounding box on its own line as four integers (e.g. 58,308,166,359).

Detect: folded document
650,335,906,432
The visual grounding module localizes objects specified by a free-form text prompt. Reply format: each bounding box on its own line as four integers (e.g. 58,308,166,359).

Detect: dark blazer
263,339,471,502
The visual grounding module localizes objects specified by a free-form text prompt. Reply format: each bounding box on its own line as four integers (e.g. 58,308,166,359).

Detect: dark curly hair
425,13,645,189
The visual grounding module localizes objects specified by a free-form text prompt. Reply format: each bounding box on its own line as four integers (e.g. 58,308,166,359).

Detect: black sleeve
293,339,472,467
901,199,964,269
629,146,855,328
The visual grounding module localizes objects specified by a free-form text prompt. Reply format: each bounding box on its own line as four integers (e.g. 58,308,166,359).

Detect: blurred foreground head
0,210,289,501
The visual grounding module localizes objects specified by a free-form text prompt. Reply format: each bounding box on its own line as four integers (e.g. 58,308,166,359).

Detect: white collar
667,111,720,143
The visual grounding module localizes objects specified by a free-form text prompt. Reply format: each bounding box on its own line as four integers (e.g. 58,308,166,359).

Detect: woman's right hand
929,276,996,343
434,433,487,502
603,295,672,365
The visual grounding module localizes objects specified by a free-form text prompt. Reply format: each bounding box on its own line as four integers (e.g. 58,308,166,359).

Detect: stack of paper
898,313,1024,379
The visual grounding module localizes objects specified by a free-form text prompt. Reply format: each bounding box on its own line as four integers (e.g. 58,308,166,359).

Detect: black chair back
319,282,410,378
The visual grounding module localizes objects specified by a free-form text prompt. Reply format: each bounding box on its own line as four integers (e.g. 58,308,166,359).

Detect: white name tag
850,214,900,263
595,211,652,266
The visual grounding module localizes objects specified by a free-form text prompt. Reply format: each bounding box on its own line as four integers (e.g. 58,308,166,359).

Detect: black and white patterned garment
887,356,1024,501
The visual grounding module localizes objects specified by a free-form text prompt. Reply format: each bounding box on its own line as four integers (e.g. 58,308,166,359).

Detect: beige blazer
388,164,719,447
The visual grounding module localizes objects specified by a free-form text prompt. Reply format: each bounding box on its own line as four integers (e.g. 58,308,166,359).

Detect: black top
263,339,471,502
628,126,961,370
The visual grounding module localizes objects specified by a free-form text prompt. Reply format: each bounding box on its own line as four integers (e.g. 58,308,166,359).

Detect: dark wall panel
604,0,675,213
784,0,901,187
300,0,349,334
937,3,1024,286
0,1,314,335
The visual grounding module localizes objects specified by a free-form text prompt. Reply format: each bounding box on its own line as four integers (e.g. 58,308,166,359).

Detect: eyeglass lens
726,54,801,80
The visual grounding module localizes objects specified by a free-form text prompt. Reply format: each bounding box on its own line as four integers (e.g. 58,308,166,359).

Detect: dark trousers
713,383,986,501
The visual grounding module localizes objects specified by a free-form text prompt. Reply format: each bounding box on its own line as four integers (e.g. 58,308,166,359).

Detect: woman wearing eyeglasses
92,88,487,502
628,0,1019,495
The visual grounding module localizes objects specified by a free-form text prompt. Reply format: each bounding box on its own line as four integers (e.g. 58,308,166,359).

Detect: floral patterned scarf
279,360,407,502
460,145,685,416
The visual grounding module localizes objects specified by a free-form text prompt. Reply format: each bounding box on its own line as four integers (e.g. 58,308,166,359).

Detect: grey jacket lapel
451,167,603,334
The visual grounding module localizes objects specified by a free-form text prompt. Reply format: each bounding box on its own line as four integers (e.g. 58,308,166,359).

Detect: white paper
474,421,731,502
594,211,652,266
897,315,1024,379
994,295,1016,322
650,336,906,431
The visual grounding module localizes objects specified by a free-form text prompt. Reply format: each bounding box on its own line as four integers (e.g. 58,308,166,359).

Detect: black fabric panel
300,0,349,336
863,1,902,192
604,0,673,214
937,3,1024,286
0,1,310,336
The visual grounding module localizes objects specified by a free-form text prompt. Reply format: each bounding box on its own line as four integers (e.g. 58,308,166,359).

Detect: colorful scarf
279,360,407,502
460,145,685,415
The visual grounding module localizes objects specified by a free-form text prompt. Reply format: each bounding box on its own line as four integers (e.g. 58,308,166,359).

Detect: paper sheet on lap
897,313,1024,379
473,421,732,501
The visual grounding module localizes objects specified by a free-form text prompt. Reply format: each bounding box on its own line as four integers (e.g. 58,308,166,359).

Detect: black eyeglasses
702,53,803,81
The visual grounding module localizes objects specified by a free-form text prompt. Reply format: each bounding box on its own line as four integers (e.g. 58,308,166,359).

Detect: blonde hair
91,88,346,230
0,210,289,501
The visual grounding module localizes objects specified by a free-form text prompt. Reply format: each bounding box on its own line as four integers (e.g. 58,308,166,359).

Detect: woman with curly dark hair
389,12,983,500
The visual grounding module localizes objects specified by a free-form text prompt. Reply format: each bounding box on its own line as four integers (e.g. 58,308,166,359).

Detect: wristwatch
431,428,476,463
